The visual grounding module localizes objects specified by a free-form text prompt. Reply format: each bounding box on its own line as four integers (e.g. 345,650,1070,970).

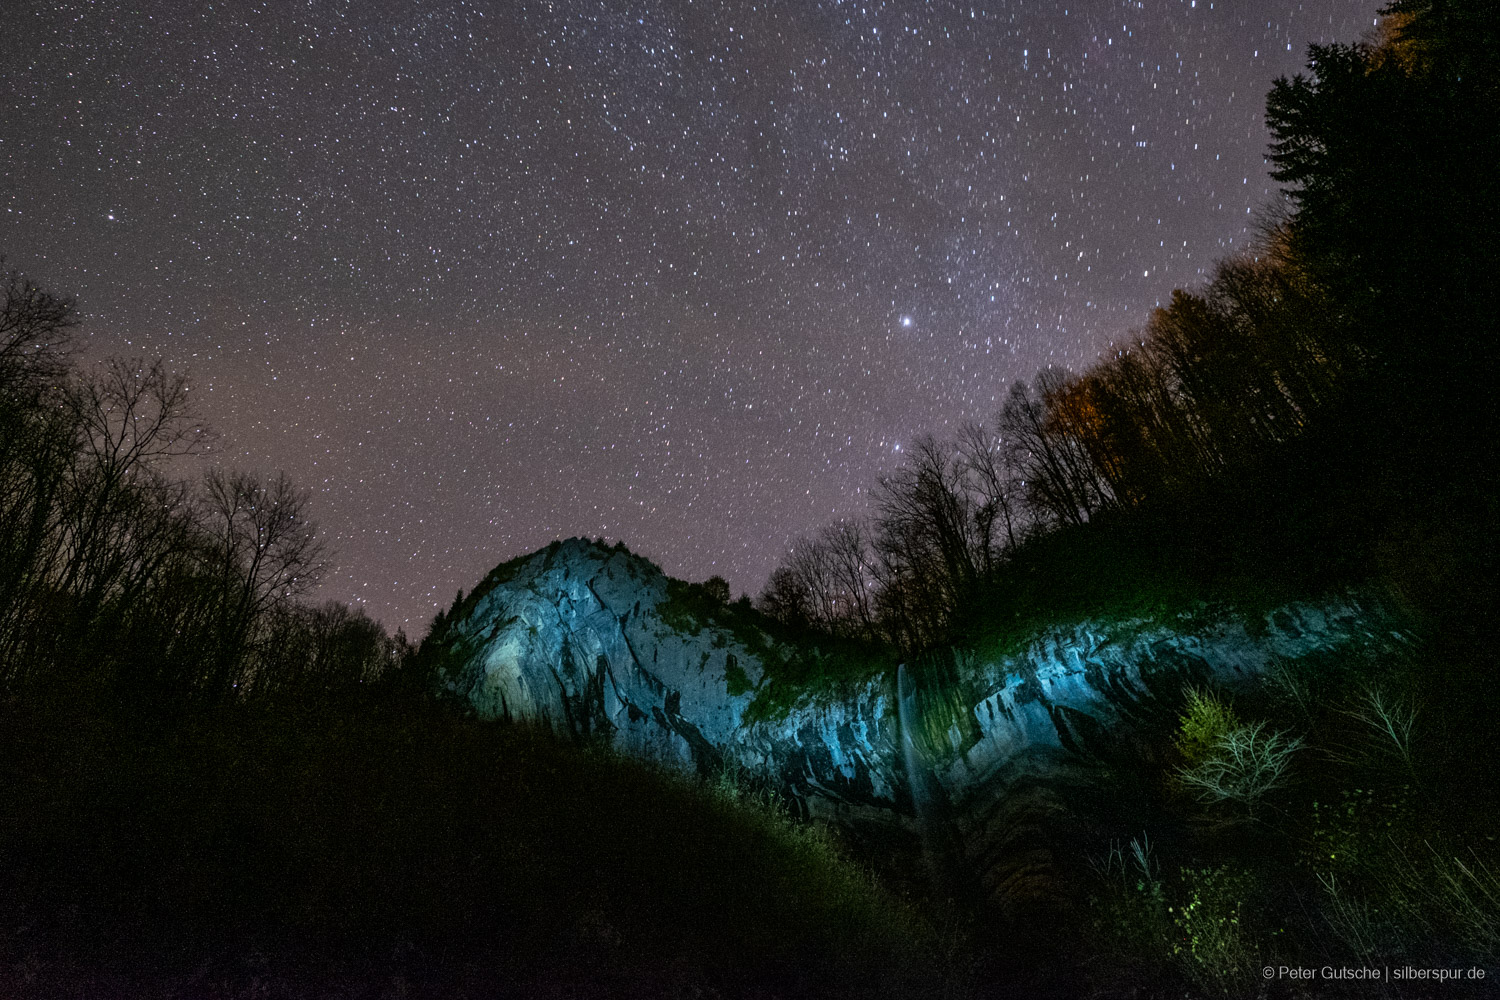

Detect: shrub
1170,865,1259,997
724,654,753,696
1317,833,1500,968
1316,869,1392,964
1308,785,1411,874
1087,840,1270,998
1336,685,1420,776
1175,687,1242,768
1086,834,1179,989
1387,842,1500,964
1177,721,1304,818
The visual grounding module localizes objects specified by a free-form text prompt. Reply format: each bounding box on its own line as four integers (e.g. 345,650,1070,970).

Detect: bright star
900,315,913,328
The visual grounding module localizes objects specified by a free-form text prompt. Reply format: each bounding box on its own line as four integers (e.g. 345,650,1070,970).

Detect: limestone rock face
439,538,764,775
933,601,1409,803
437,539,1412,823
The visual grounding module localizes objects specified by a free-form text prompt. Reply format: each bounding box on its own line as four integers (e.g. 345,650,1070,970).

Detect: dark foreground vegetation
1065,635,1500,999
0,685,961,999
2,1,1497,997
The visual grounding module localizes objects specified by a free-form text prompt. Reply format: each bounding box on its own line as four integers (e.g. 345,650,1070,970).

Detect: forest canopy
758,0,1499,655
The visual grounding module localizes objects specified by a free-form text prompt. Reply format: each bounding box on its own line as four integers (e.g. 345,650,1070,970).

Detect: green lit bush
1174,687,1242,768
1170,864,1260,997
1087,838,1275,998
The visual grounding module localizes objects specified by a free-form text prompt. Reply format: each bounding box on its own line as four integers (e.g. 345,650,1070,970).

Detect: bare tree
0,262,75,395
53,359,210,615
0,266,374,704
956,420,1025,559
252,599,395,700
870,435,986,648
757,563,814,629
759,532,842,633
758,521,877,640
199,469,329,691
0,298,209,677
0,398,74,670
820,520,877,639
0,265,78,673
999,378,1096,528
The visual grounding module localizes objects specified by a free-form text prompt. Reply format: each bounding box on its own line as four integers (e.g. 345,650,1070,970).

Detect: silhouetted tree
0,263,405,708
1267,0,1499,424
253,600,399,701
0,261,75,394
819,520,877,639
868,436,990,649
0,267,77,676
199,468,329,693
55,360,207,637
955,420,1025,560
757,563,814,630
703,575,731,604
1000,374,1111,528
757,523,875,639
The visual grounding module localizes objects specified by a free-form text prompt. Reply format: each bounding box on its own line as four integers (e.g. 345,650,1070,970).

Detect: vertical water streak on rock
898,662,961,902
894,665,942,899
896,664,927,822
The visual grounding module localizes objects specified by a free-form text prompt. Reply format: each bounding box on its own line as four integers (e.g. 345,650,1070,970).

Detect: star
0,0,1376,629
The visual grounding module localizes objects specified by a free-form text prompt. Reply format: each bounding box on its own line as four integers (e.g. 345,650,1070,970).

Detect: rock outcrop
432,538,1413,832
435,538,766,775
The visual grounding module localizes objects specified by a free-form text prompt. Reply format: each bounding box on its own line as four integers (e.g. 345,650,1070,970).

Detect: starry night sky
2,1,1378,631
